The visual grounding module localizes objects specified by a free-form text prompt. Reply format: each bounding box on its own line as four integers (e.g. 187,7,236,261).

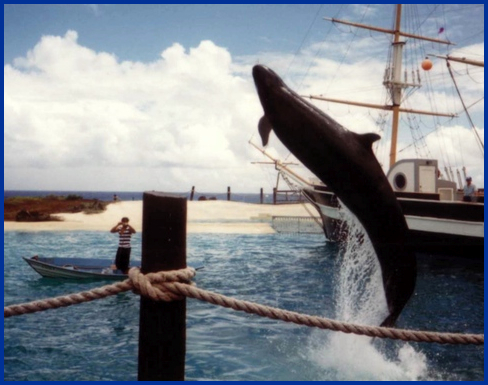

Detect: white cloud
5,32,265,192
4,30,484,193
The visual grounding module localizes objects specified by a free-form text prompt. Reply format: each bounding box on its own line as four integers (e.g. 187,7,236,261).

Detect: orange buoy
421,58,433,71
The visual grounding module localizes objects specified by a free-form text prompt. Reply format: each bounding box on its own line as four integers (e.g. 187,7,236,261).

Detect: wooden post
190,186,195,201
260,188,264,204
273,187,277,205
227,186,231,201
138,192,187,381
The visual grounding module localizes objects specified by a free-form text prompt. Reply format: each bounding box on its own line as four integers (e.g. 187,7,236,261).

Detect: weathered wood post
260,188,264,204
190,186,195,201
273,187,277,205
138,192,187,381
227,186,231,201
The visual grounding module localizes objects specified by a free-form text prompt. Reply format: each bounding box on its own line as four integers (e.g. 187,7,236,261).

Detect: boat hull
23,256,130,280
303,187,484,259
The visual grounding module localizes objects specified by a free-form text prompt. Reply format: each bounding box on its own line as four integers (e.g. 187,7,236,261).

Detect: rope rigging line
285,3,325,88
278,170,323,228
323,5,371,96
4,267,484,346
446,60,484,154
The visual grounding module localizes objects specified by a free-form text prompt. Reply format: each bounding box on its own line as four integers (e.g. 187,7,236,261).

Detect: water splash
334,207,388,326
308,204,428,380
309,334,428,380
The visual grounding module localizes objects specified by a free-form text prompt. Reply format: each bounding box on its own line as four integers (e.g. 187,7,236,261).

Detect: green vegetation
65,194,84,201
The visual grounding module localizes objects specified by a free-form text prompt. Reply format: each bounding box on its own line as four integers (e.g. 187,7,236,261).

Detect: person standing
110,217,136,273
463,176,477,202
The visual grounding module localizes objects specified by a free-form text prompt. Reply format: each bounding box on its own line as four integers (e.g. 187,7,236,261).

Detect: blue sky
4,4,338,64
4,4,484,192
5,4,484,65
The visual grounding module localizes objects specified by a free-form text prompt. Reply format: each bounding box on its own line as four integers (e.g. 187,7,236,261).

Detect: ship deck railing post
137,192,187,381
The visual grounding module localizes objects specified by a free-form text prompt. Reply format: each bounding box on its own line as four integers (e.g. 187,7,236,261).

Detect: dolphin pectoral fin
357,132,381,150
258,115,273,146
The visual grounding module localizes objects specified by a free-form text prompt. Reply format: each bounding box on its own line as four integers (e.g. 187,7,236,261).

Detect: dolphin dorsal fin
258,115,273,146
357,132,381,149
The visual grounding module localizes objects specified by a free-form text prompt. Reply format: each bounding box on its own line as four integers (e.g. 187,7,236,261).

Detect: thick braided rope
166,282,484,345
129,267,196,301
4,281,133,317
4,267,483,345
3,267,196,318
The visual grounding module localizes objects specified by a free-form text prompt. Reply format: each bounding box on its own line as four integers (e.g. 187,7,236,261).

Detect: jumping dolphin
252,64,416,327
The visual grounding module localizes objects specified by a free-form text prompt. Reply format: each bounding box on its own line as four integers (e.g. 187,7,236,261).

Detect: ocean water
4,230,484,381
3,190,277,204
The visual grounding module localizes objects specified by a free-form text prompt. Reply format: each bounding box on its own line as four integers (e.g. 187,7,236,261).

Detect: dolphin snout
252,64,269,77
253,65,283,89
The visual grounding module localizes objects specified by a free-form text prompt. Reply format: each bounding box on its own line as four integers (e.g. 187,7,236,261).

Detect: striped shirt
118,227,132,248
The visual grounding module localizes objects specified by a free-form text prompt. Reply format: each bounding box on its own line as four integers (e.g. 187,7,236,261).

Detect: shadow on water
417,252,484,277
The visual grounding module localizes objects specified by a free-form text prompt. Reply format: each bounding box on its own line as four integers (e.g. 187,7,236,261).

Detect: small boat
23,255,131,280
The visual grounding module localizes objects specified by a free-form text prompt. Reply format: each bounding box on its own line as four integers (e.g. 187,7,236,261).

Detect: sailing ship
253,4,484,258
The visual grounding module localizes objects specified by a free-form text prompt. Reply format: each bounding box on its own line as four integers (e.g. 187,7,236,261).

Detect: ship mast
319,4,454,169
429,54,484,68
389,4,404,169
249,140,313,187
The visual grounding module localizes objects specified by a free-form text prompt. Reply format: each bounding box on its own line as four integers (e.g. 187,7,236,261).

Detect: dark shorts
115,247,131,273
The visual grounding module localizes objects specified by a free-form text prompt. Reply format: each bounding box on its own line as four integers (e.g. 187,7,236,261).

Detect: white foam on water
308,333,428,381
307,205,428,380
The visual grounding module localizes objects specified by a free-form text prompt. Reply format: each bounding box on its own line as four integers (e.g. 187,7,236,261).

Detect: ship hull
303,187,484,259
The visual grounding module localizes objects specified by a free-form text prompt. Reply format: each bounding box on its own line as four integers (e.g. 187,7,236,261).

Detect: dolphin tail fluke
380,313,398,328
258,115,273,146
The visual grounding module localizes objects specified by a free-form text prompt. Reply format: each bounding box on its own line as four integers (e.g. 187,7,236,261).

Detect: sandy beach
4,200,318,234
